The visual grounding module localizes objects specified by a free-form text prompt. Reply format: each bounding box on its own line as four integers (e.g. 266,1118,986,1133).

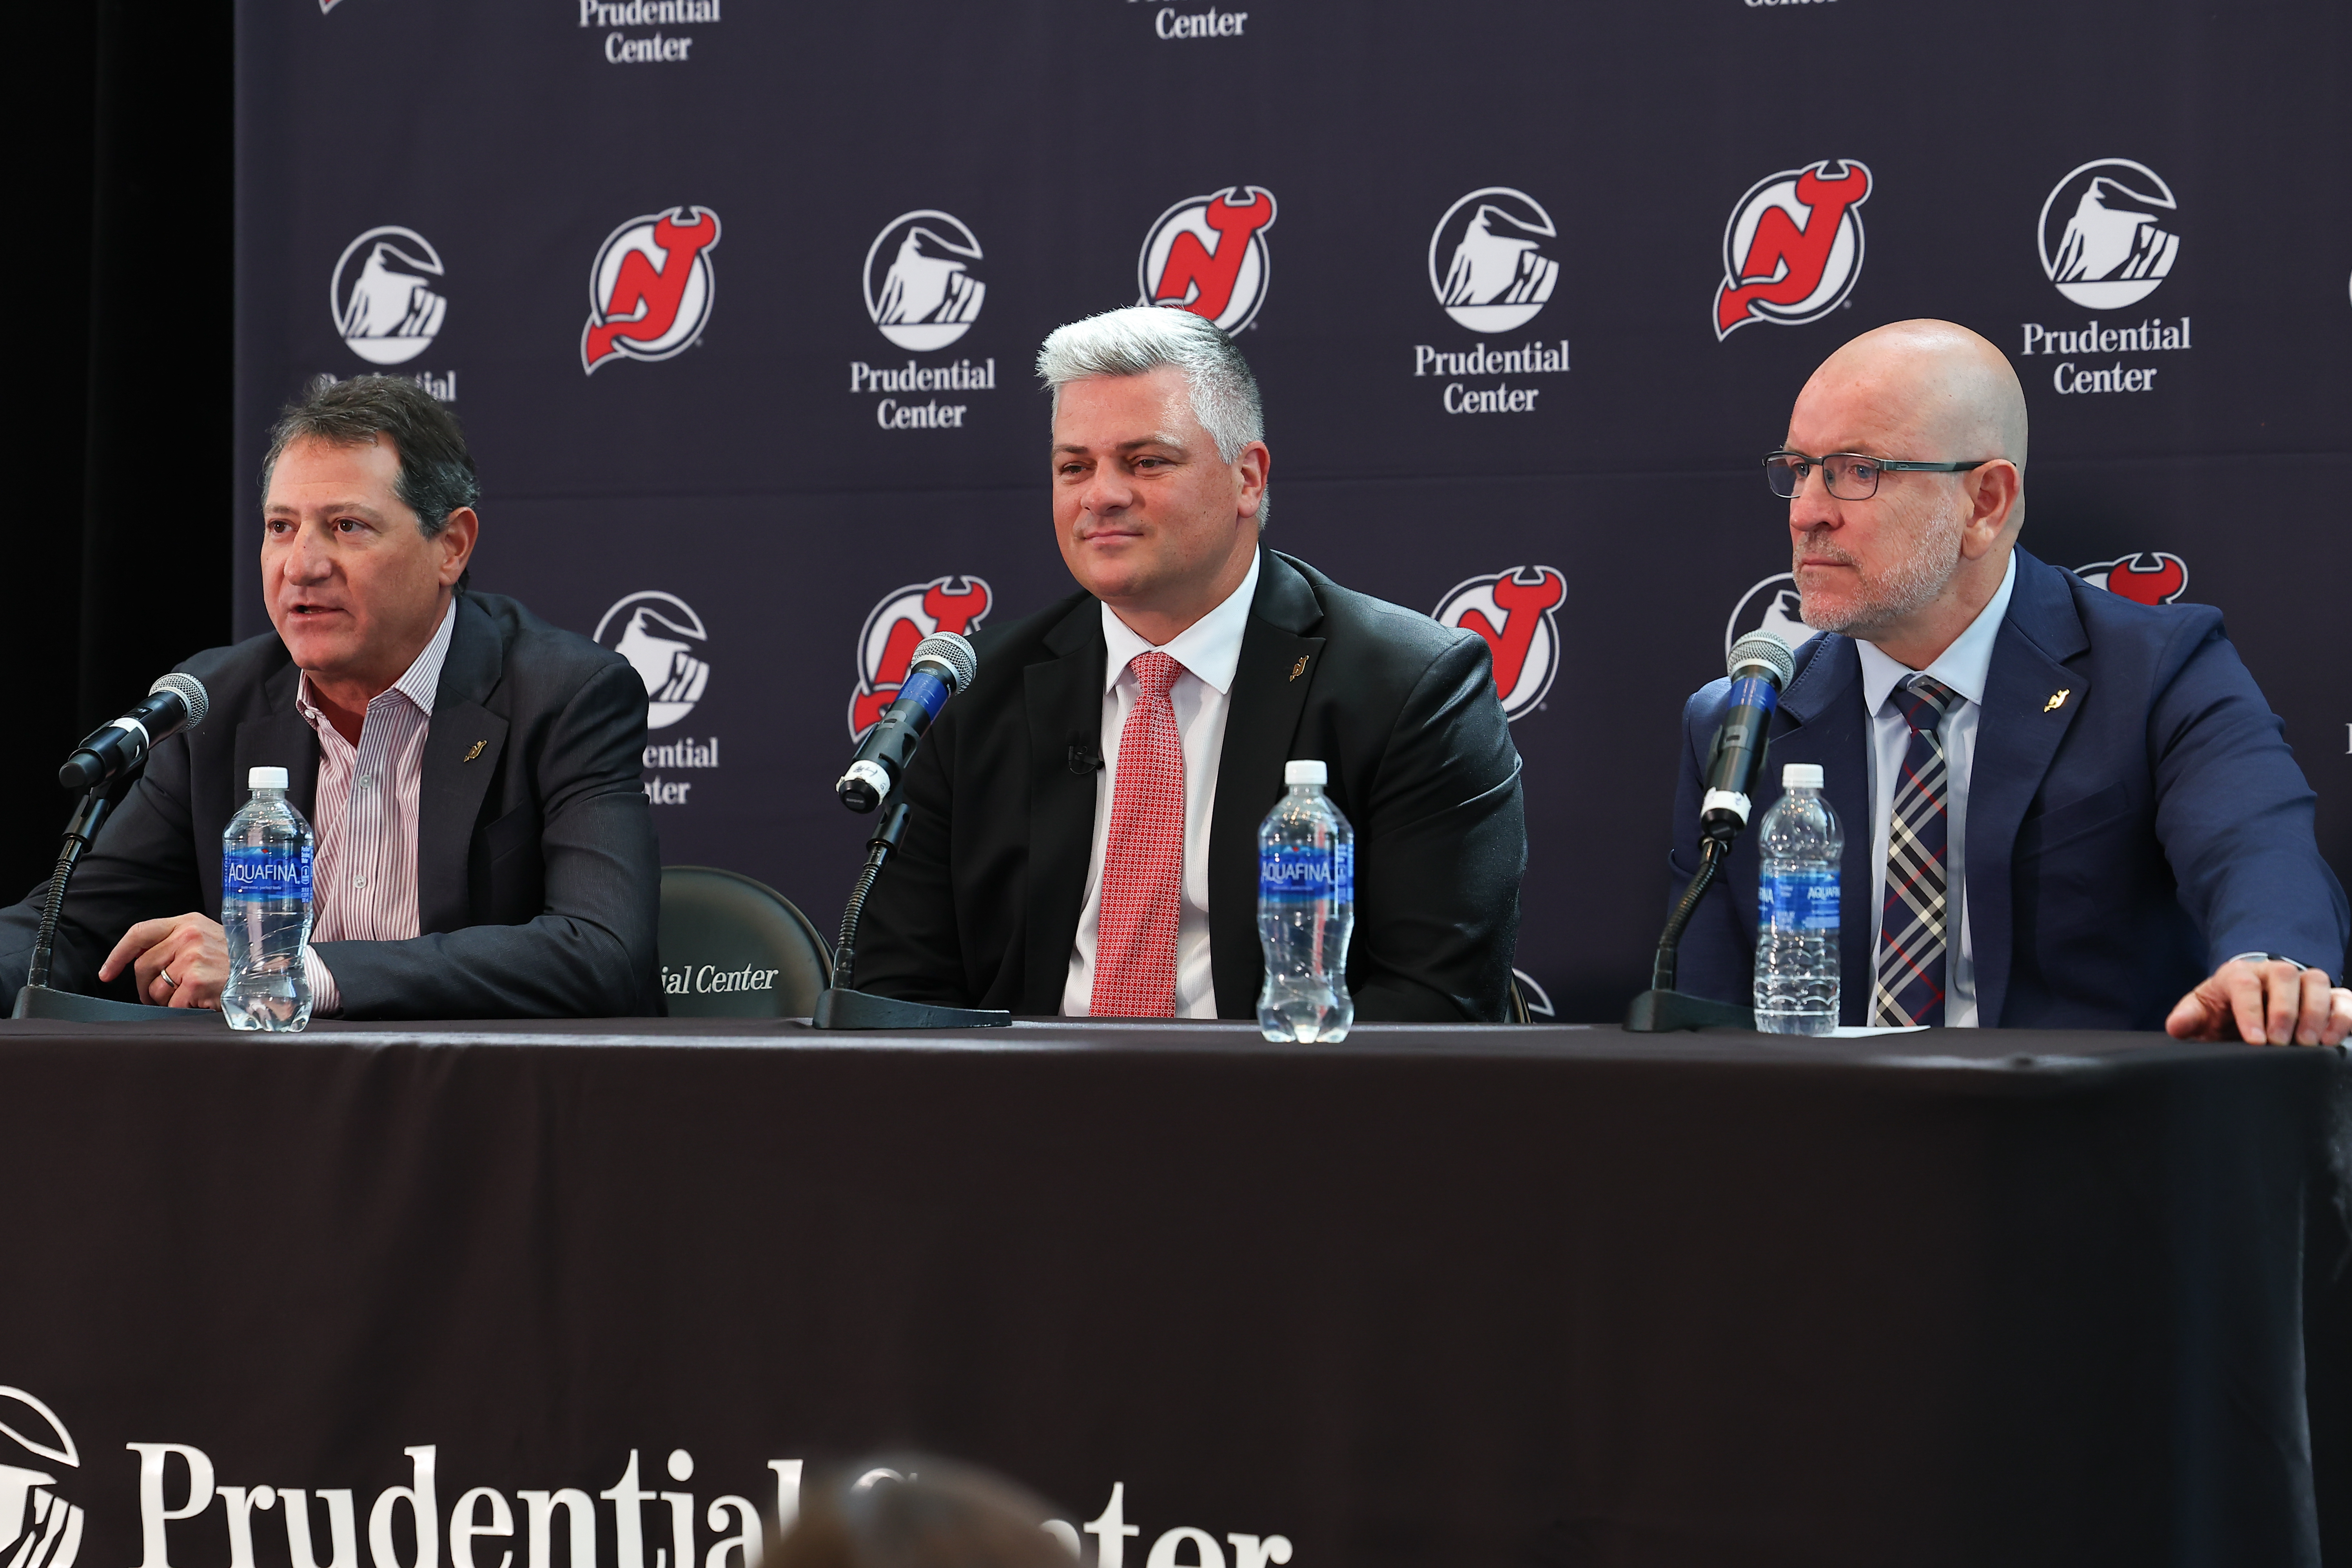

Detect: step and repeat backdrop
233,0,2352,1020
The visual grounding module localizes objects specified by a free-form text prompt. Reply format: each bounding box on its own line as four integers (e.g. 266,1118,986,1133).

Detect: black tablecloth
1,1019,2344,1568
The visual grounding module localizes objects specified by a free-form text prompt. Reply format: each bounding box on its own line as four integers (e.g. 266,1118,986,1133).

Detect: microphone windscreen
149,671,210,729
910,632,978,693
1726,632,1795,688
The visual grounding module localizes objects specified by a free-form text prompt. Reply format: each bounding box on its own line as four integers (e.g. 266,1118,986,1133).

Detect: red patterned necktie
1091,650,1187,1017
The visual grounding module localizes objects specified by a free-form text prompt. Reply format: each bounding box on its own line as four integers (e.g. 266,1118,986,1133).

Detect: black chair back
657,866,831,1018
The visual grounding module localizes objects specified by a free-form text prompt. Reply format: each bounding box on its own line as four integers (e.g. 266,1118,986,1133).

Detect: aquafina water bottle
221,765,316,1031
1256,759,1355,1043
1752,762,1844,1034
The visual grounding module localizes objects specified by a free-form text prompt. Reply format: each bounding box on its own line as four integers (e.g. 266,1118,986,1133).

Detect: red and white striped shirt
293,601,456,1014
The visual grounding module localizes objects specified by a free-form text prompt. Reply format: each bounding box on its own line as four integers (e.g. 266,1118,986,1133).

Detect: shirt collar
297,596,459,724
1099,551,1261,697
1856,551,2017,715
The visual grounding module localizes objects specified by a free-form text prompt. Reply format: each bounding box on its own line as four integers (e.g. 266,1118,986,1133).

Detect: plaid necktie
1091,650,1187,1017
1871,673,1958,1027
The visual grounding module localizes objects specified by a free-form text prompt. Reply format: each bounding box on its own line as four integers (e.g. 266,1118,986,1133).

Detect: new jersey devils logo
1138,186,1278,332
1433,566,1566,721
0,1388,83,1568
1428,187,1560,334
865,210,985,351
582,206,721,373
2039,158,2180,309
850,576,993,739
1714,160,1872,339
2076,552,2188,605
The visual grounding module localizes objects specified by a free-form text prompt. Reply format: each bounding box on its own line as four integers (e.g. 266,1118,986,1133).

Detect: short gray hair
1037,307,1269,526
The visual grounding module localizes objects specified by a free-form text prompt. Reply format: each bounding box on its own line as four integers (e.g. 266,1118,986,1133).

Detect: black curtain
7,0,234,898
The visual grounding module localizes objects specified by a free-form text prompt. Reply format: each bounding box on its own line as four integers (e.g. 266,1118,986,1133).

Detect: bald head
1800,319,2028,474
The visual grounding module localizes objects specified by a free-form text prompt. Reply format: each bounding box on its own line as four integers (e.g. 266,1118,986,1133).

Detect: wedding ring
159,969,177,990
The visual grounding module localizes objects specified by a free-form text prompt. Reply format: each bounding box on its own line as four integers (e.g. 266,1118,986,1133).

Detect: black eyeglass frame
1763,449,1991,501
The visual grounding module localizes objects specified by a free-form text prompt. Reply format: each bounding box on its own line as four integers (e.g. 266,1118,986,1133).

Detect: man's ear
436,507,480,588
1235,440,1270,521
1959,460,2021,557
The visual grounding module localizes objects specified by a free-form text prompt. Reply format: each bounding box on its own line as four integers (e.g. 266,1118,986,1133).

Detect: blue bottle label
225,845,312,903
1759,866,1838,931
1261,842,1352,901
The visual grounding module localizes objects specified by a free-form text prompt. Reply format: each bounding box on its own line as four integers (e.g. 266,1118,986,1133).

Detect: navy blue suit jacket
1670,548,2348,1029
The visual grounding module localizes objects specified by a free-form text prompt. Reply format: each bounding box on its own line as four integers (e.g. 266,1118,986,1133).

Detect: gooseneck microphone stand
13,763,183,1022
1623,835,1754,1032
809,800,1010,1030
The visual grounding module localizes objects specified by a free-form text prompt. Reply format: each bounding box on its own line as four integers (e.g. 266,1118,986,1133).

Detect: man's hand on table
2165,956,2352,1047
99,914,229,1009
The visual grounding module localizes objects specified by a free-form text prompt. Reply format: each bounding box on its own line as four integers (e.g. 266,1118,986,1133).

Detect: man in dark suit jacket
1671,320,2348,1043
857,308,1524,1020
0,376,661,1018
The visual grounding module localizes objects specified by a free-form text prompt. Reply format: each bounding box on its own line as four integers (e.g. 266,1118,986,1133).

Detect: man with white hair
855,305,1526,1021
1669,319,2348,1042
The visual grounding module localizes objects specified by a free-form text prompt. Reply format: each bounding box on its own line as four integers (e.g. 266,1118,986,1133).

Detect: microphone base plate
11,984,200,1024
1623,988,1755,1033
810,987,1012,1031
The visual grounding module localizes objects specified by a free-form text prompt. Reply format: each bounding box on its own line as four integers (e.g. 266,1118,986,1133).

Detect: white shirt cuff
302,945,342,1017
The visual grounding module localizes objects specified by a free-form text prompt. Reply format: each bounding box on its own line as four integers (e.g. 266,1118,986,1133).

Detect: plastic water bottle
1753,762,1844,1034
221,765,316,1032
1257,760,1355,1043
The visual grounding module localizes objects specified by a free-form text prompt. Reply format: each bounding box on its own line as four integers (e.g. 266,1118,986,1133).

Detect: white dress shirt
1062,554,1261,1018
292,599,457,1015
1854,552,2016,1028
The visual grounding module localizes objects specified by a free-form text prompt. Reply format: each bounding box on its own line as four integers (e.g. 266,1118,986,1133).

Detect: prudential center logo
0,1388,83,1568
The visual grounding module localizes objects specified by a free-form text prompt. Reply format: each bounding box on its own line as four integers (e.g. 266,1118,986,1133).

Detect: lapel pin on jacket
2044,689,2071,713
1289,655,1310,681
463,740,487,762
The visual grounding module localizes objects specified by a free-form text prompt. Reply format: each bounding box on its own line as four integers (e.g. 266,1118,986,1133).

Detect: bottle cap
249,766,290,791
1782,763,1824,790
1285,759,1327,786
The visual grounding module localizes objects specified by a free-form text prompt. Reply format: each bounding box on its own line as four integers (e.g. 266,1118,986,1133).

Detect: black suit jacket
1,591,663,1018
856,550,1527,1020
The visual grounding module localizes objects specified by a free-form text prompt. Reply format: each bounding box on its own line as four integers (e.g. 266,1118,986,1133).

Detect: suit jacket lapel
229,664,322,903
1963,551,2090,1027
1022,597,1107,1014
1208,551,1325,1018
416,595,509,935
1774,635,1874,1024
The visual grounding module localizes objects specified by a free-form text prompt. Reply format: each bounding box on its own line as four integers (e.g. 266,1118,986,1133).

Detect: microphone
837,632,978,813
58,673,209,791
1698,632,1796,842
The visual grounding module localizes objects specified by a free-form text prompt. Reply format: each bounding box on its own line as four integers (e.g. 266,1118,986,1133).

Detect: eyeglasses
1764,450,1989,501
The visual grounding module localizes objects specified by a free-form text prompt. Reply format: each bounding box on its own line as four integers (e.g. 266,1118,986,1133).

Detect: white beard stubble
1797,499,1966,639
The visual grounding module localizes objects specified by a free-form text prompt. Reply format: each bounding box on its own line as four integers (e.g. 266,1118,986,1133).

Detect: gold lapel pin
463,740,487,762
1289,655,1310,681
2043,689,2071,713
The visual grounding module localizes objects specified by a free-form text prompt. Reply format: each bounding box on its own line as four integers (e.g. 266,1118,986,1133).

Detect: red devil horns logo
582,207,722,372
1151,188,1276,323
2077,552,2189,606
1715,161,1872,339
1433,566,1567,721
849,577,994,738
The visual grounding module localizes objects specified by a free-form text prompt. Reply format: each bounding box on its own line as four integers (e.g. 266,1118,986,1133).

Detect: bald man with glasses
1667,319,2349,1044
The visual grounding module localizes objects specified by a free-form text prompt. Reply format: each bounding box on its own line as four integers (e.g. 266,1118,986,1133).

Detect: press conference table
1,1017,2343,1568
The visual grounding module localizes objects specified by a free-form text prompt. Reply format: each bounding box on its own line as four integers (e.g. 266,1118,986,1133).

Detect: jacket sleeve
1665,678,1752,1006
1348,633,1526,1024
0,733,209,1009
2147,615,2350,982
314,660,663,1018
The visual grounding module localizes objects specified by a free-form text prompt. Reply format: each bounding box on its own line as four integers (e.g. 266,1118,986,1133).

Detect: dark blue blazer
1670,548,2348,1029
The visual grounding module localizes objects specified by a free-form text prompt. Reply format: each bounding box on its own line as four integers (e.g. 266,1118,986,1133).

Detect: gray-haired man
0,375,662,1019
856,306,1526,1021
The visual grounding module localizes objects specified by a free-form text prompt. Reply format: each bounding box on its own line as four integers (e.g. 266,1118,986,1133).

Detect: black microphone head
908,632,978,693
1726,632,1796,688
149,671,209,729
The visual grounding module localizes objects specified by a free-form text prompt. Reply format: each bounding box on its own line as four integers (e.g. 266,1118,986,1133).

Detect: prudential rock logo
0,1388,84,1568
